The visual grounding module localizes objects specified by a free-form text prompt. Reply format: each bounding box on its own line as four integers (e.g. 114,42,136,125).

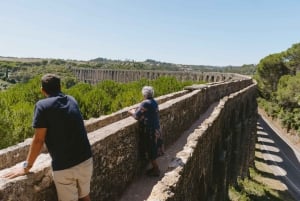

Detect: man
2,74,93,201
128,86,161,177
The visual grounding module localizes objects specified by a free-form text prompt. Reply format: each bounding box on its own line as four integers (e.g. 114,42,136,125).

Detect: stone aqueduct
0,69,257,201
72,68,249,83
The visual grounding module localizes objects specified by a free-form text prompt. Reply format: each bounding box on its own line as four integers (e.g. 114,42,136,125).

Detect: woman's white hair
142,86,154,98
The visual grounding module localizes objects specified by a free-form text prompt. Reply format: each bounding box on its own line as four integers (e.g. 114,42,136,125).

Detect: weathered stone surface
84,90,189,133
0,154,55,201
147,82,257,201
0,77,257,201
71,69,249,84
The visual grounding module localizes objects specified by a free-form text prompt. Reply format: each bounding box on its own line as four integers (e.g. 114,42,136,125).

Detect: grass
0,79,11,90
228,147,295,201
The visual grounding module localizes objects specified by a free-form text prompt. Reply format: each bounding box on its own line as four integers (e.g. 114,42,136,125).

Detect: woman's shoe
146,168,160,177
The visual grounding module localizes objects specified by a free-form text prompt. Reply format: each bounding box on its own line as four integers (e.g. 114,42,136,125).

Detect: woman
129,86,161,177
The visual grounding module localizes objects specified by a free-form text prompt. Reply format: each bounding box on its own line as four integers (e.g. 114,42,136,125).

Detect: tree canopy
255,42,300,134
0,75,199,149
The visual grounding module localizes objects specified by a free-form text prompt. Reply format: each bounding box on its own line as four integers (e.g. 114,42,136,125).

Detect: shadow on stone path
118,102,219,201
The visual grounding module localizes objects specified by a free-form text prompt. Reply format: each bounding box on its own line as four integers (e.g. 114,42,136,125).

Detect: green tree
63,77,78,89
84,88,112,118
96,80,123,99
256,53,290,99
9,102,34,144
111,90,140,112
284,43,300,74
0,75,197,149
276,73,300,108
65,83,93,118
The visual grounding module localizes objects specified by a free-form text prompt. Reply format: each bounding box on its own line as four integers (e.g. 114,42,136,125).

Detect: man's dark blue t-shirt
32,92,92,171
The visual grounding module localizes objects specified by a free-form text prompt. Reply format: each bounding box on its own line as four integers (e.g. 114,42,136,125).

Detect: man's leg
151,159,159,170
77,158,93,201
52,169,78,201
79,195,90,201
147,159,160,177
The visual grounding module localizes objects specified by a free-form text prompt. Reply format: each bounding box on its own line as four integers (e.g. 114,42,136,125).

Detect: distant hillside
0,56,44,62
0,56,256,88
89,57,256,74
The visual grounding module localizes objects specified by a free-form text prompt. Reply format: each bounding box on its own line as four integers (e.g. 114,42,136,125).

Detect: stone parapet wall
0,78,256,201
0,80,232,171
0,139,32,171
147,83,257,201
0,139,49,171
0,90,189,171
84,90,190,133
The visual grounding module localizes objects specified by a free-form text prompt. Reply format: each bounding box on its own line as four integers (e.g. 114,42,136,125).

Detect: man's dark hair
41,74,61,95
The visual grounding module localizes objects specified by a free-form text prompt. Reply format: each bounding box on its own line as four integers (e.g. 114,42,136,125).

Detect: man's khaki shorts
52,158,93,201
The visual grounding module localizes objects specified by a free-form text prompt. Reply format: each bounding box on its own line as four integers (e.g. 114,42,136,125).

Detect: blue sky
0,0,299,66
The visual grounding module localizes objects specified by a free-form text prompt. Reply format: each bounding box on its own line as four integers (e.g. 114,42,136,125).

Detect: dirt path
118,102,219,201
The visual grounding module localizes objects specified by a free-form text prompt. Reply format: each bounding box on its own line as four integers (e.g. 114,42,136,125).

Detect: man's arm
26,128,47,169
1,128,47,179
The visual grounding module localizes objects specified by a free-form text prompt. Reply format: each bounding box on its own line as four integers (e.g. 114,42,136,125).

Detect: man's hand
1,128,46,180
0,166,29,179
128,108,136,115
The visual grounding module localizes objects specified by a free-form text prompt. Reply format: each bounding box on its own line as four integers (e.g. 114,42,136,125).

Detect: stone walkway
118,102,219,201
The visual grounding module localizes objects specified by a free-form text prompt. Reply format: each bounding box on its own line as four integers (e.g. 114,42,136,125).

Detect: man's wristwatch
22,161,32,170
